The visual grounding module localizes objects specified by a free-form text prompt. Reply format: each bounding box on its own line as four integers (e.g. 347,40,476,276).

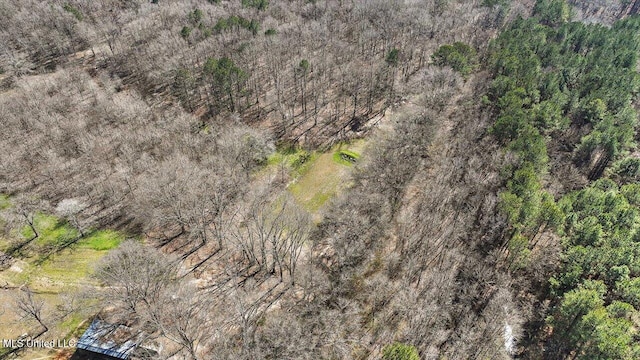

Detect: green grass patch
290,151,312,170
0,346,11,357
60,312,85,335
289,152,343,212
65,316,92,340
20,213,79,247
293,152,318,175
0,238,10,252
1,212,126,290
264,140,366,213
0,194,10,210
266,152,285,166
267,146,315,173
307,191,333,210
0,259,31,286
79,230,124,251
0,208,128,345
333,149,361,166
32,248,105,290
288,141,365,213
12,232,125,291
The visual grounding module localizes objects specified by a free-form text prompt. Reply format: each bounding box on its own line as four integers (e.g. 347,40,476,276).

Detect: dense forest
1,0,640,359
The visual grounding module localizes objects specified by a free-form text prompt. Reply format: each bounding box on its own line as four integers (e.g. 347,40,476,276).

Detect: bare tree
149,282,214,360
55,198,87,237
216,125,274,179
94,240,177,316
15,286,48,337
230,189,311,283
2,195,48,254
94,240,218,359
12,196,44,242
136,156,212,247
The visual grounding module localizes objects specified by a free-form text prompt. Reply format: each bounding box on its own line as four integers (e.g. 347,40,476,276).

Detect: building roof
75,319,140,360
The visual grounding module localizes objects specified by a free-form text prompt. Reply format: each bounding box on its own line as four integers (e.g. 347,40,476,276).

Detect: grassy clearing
33,248,107,290
1,202,123,288
35,229,126,286
13,229,122,288
20,213,79,247
288,140,366,213
0,259,31,285
0,241,113,291
0,199,127,348
289,152,342,212
267,145,316,175
79,229,124,251
13,215,121,262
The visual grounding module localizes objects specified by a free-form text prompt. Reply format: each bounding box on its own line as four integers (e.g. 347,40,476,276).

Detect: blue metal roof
76,319,139,359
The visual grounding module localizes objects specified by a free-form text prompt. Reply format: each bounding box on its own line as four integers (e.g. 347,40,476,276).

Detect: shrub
62,3,83,21
611,157,640,183
242,0,269,10
188,9,203,25
386,48,400,66
382,343,420,360
333,149,360,166
432,42,477,76
181,26,192,39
